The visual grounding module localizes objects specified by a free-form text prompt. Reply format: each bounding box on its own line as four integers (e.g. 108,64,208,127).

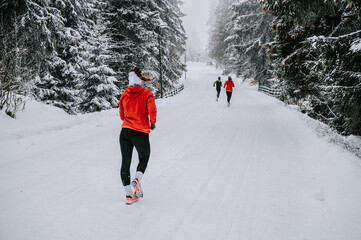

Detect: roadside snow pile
254,80,361,160
0,99,118,142
0,99,68,141
299,112,361,159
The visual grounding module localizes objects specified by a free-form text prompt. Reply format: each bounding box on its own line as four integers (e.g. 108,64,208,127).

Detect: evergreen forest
1,0,361,136
0,0,186,115
209,0,361,135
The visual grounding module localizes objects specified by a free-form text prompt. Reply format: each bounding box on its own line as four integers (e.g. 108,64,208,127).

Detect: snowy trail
1,63,361,240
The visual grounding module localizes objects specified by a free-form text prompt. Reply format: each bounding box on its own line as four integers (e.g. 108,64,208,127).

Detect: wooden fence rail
164,84,184,98
258,86,282,98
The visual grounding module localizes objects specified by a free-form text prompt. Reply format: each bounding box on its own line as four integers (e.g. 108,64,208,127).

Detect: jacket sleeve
119,95,124,121
223,81,227,88
232,81,235,87
147,92,157,125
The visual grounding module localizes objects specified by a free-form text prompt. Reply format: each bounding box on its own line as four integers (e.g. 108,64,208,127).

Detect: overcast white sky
181,0,215,48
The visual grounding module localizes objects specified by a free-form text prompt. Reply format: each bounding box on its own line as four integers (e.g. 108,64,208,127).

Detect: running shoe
131,178,143,198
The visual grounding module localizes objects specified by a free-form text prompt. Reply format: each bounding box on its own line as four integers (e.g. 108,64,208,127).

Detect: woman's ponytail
130,67,153,82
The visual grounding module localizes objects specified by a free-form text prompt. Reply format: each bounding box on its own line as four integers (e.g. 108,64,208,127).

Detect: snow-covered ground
1,62,361,240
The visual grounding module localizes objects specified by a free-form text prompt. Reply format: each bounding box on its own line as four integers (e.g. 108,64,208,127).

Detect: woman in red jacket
224,76,235,107
119,67,157,205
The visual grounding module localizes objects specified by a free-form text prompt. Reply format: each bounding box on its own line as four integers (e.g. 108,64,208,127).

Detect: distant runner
223,76,235,107
213,77,222,101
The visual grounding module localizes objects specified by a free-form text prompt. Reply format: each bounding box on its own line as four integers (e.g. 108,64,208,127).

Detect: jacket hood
124,85,145,98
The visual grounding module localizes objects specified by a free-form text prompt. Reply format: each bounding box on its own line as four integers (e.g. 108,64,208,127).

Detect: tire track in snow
165,108,244,239
215,90,262,240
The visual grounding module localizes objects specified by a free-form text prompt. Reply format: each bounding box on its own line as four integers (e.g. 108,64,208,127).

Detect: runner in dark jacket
213,77,222,101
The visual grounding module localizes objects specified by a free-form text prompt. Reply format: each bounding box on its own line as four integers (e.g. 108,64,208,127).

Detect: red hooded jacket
224,80,235,92
119,85,157,133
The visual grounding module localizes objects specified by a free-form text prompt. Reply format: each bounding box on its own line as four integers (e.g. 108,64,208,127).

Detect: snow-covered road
1,63,361,240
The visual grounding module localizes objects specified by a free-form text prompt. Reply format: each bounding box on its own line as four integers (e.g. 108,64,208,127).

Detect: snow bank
0,99,118,142
298,112,361,159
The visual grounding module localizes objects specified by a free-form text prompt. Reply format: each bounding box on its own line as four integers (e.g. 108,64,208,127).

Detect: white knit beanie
129,71,142,86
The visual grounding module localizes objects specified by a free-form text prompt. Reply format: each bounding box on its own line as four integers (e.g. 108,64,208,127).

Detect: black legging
119,128,150,186
216,88,221,98
226,91,232,103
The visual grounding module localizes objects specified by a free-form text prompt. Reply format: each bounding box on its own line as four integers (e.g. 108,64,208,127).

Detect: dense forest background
208,0,361,136
1,0,360,136
0,0,186,115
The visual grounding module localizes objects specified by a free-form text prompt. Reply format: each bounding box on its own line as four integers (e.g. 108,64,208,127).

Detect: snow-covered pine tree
208,0,233,69
106,0,186,97
206,0,218,35
106,0,161,91
151,0,186,96
77,0,120,113
261,0,339,100
24,0,84,114
26,0,119,114
224,0,275,83
262,0,361,135
0,0,29,117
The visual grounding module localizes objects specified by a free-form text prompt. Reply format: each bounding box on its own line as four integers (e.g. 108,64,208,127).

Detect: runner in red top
223,76,235,107
119,67,157,205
